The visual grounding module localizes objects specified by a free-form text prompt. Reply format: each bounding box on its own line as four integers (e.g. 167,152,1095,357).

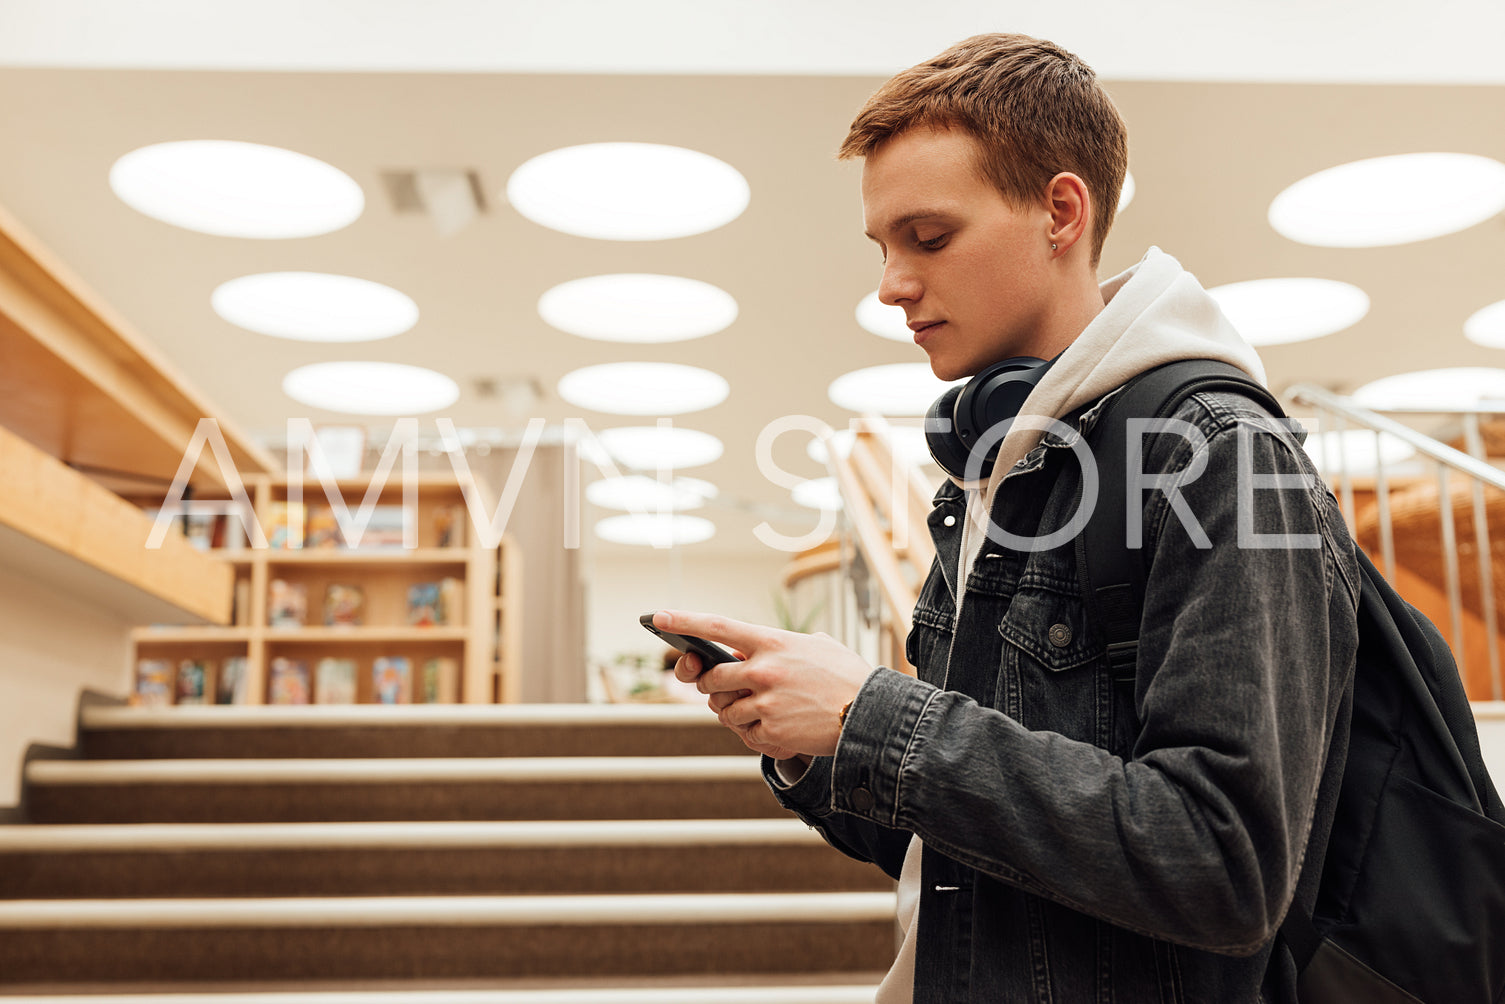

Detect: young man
654,33,1359,1002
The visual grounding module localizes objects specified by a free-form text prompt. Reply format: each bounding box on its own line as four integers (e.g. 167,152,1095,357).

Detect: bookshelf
129,472,522,705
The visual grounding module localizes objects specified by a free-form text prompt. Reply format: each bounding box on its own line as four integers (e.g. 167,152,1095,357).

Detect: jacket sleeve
760,752,914,881
823,398,1360,955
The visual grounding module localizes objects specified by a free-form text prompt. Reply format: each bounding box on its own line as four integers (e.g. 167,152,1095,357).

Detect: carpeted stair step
0,891,898,985
76,705,751,760
0,819,888,899
24,756,781,824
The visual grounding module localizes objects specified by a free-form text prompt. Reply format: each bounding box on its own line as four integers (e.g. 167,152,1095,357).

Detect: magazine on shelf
175,660,210,705
268,579,308,628
305,505,344,549
314,658,358,704
407,582,440,626
132,659,174,707
421,657,460,703
373,656,412,704
323,583,366,626
269,658,311,705
217,656,248,704
348,504,409,551
265,502,306,550
433,504,466,548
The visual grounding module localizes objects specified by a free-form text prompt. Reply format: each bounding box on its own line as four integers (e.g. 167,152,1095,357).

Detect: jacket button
943,515,957,527
850,786,875,813
1048,623,1072,648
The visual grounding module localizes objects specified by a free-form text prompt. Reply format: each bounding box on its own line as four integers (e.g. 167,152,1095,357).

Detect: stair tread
0,818,820,851
26,756,763,785
81,704,726,731
0,891,898,928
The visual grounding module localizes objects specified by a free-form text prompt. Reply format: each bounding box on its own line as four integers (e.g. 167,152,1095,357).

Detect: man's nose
878,259,921,306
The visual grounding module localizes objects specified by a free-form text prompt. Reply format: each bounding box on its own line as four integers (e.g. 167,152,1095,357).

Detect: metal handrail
1287,383,1505,700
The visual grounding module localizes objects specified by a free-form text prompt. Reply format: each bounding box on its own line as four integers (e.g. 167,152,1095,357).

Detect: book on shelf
217,656,248,705
407,582,440,626
373,656,412,704
132,659,174,707
314,657,358,704
323,583,366,626
420,656,460,703
265,502,307,550
348,504,409,551
409,577,464,627
305,505,345,549
433,503,466,548
175,660,210,705
269,657,311,705
268,579,308,628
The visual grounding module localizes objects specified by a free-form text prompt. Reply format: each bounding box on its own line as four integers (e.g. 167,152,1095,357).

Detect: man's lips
909,320,945,344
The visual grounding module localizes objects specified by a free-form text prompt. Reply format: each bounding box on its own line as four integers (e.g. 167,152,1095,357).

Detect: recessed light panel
1269,153,1505,247
855,291,911,342
110,140,364,239
1207,278,1370,346
792,477,843,511
595,514,716,547
579,425,724,470
506,142,750,241
557,363,729,415
828,363,959,416
1303,429,1416,475
1464,299,1505,349
282,362,460,415
1352,368,1505,411
538,274,737,343
586,476,713,512
212,272,419,342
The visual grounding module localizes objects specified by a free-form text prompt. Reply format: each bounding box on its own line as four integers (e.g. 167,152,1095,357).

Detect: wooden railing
785,417,936,675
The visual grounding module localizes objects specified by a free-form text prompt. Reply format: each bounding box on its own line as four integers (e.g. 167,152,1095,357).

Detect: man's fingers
672,652,702,683
708,689,751,713
654,609,770,654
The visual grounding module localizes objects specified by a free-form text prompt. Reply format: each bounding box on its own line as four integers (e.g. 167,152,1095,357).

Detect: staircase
0,704,894,1000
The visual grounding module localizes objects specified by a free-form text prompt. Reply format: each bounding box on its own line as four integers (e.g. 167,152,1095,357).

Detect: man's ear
1046,172,1090,254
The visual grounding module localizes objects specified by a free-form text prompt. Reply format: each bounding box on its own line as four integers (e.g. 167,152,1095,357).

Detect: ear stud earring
1051,242,1058,251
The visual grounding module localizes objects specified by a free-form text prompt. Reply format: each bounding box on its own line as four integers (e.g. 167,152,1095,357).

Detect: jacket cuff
761,752,836,818
830,666,939,825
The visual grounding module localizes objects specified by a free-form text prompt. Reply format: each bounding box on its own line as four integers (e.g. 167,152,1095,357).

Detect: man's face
862,127,1054,381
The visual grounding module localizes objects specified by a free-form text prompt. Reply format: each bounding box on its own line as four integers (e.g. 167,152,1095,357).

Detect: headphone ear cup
926,384,978,480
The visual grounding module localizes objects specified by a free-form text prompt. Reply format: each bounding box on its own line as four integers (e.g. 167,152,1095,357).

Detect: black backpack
1077,359,1505,1004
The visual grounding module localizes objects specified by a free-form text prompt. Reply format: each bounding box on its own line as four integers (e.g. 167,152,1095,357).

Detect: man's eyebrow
864,210,954,242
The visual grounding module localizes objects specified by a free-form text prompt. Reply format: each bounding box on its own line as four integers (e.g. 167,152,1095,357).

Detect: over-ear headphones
926,356,1055,480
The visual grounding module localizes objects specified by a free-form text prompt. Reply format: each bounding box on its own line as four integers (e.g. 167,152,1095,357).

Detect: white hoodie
876,247,1266,1003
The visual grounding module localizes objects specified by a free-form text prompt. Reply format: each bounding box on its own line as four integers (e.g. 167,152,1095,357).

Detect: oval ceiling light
828,363,959,416
1207,277,1370,346
506,142,750,241
109,140,363,239
855,291,911,342
539,274,738,343
581,425,724,471
595,513,716,547
557,362,729,416
1269,153,1505,247
1118,171,1136,213
1352,368,1505,411
586,475,713,512
212,272,419,342
1303,429,1416,476
792,476,843,511
282,361,460,415
1464,299,1505,349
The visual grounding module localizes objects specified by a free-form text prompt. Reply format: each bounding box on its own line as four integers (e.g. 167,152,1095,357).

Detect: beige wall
0,561,132,808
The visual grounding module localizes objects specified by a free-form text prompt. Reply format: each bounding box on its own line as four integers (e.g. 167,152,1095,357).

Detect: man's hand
654,609,874,758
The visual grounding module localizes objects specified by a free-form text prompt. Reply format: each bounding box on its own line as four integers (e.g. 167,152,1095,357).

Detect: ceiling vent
380,168,486,236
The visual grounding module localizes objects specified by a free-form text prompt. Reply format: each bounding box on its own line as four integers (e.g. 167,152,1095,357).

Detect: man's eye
918,235,948,251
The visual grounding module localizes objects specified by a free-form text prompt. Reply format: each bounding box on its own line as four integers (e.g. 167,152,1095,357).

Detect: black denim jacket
765,388,1361,1003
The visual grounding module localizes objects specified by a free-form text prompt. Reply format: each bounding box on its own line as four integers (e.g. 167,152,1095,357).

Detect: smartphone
640,612,741,667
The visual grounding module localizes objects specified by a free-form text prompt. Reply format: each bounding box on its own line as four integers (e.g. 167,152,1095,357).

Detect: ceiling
1,1,1503,557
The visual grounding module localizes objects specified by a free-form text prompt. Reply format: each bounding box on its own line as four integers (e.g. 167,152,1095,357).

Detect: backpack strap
1077,359,1284,679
